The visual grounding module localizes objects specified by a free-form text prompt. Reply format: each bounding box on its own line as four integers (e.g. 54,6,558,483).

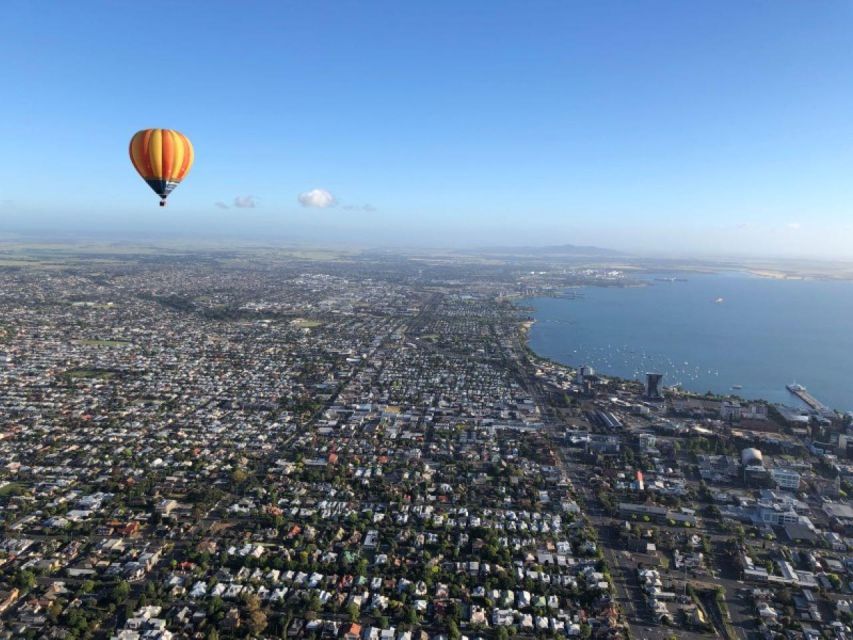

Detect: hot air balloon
129,129,194,206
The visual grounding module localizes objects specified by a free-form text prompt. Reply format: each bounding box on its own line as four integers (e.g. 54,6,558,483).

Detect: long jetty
787,384,834,416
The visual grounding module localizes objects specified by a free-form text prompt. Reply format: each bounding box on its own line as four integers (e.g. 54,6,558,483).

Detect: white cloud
233,196,257,209
786,222,801,230
298,188,336,208
214,201,229,210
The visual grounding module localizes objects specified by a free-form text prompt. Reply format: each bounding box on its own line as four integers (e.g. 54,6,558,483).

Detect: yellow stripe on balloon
148,129,163,178
183,135,194,179
175,134,191,181
170,131,185,182
162,130,175,180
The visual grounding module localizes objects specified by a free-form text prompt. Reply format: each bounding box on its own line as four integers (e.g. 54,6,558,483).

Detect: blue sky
2,1,853,257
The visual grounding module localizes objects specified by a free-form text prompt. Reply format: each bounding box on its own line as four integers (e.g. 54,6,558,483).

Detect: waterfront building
721,400,742,421
644,372,663,399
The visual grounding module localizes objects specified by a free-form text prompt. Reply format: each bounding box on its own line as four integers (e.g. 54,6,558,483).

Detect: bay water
523,272,853,411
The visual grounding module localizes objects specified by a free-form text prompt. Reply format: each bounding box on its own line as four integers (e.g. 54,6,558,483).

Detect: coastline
516,310,811,411
513,281,849,413
746,269,804,280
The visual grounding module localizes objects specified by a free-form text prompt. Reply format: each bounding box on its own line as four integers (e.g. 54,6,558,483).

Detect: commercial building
644,373,663,400
721,401,742,421
771,468,801,491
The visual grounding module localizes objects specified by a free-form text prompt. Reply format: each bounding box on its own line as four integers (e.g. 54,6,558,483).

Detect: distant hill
471,243,624,257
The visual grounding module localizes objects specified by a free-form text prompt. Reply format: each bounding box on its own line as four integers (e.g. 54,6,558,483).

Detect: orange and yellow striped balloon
129,129,194,206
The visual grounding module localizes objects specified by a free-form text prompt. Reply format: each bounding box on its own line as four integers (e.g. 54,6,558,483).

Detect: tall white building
771,468,801,491
721,401,742,421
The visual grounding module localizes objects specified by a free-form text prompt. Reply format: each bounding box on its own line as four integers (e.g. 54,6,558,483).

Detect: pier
787,384,835,417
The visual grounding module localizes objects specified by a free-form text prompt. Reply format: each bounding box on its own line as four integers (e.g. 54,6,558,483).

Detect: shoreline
513,296,843,415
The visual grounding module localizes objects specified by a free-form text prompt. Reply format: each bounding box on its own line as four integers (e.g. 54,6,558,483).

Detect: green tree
112,580,131,603
307,594,322,613
231,468,249,486
356,558,368,576
47,601,63,623
244,593,268,637
448,620,461,640
347,603,360,622
16,570,36,590
248,608,268,636
208,595,224,616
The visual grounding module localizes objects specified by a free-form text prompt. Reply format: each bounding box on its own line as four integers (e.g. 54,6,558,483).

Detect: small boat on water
714,297,724,304
732,384,743,390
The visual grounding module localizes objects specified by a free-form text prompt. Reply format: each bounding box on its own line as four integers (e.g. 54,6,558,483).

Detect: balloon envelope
129,129,194,204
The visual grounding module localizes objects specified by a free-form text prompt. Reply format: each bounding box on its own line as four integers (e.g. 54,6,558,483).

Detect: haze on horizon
2,1,853,260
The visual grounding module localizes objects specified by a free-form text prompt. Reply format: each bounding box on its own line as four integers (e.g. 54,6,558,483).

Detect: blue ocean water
523,272,853,411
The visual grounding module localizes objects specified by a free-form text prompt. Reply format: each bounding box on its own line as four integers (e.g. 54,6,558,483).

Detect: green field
291,318,323,328
65,368,117,379
0,482,26,497
0,242,360,273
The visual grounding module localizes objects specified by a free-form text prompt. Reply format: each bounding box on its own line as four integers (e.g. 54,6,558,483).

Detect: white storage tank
741,447,763,466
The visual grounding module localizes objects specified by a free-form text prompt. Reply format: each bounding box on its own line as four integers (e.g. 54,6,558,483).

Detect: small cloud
214,201,230,210
298,188,336,208
786,222,801,230
233,196,257,208
735,223,748,229
362,204,377,212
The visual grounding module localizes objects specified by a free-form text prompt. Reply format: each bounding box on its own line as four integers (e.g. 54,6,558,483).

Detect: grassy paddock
291,318,323,328
65,368,117,379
